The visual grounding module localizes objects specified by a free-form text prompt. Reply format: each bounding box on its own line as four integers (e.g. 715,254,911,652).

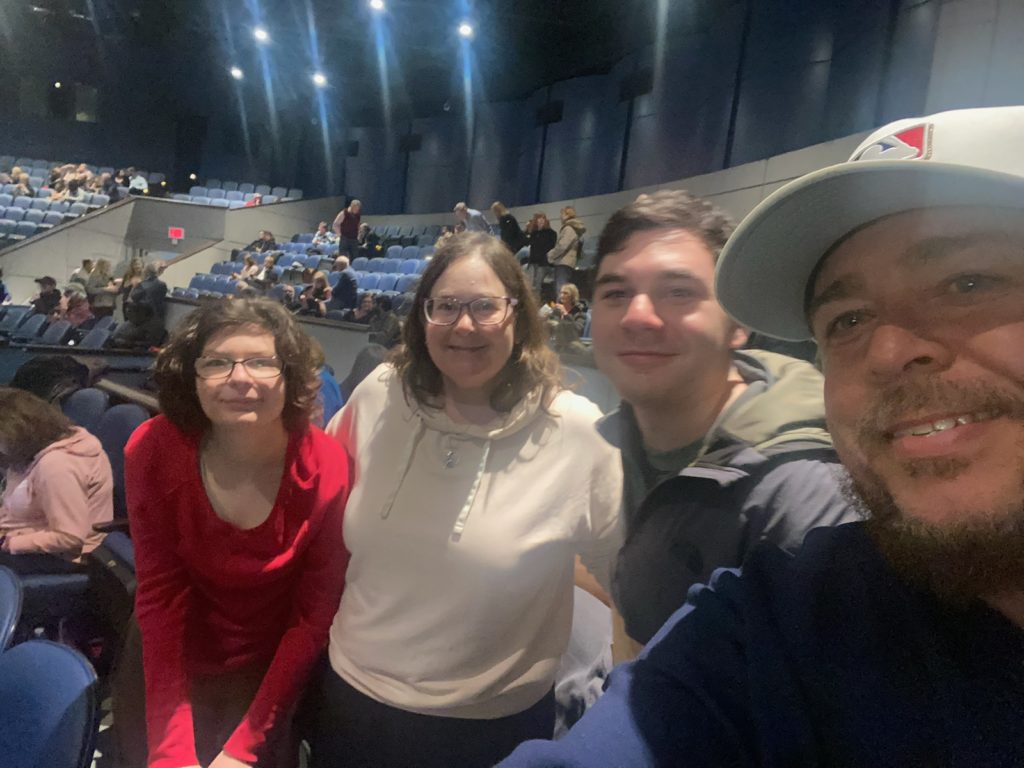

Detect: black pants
309,668,555,768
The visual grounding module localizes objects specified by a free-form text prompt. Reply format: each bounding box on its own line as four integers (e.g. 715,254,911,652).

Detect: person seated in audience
98,172,122,203
55,292,94,330
14,172,35,198
453,201,489,232
244,192,263,207
298,271,333,318
247,230,278,253
247,254,279,293
8,166,23,184
434,224,455,249
128,170,149,195
278,284,303,313
85,259,118,318
53,178,87,203
0,388,113,574
109,303,166,350
524,212,557,297
0,170,12,185
327,256,358,311
311,232,622,767
117,256,146,317
232,254,260,282
126,298,351,768
356,222,381,258
114,168,132,186
342,292,377,325
312,221,339,248
366,294,402,349
548,283,588,336
492,201,527,253
74,163,93,183
30,276,62,316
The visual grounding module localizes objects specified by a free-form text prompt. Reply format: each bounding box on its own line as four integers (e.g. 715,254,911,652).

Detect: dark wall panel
405,114,470,214
469,100,530,209
344,124,405,214
513,88,549,206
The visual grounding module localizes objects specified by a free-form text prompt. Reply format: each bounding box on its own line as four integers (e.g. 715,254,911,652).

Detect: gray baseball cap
715,106,1024,341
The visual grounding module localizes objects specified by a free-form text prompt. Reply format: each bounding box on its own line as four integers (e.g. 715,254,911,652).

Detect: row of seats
1,154,166,182
0,193,106,211
177,268,420,300
0,307,116,349
199,180,302,197
276,241,341,257
171,192,292,207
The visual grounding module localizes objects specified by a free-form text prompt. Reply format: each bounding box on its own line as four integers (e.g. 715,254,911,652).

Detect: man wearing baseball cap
30,276,61,316
498,105,1024,765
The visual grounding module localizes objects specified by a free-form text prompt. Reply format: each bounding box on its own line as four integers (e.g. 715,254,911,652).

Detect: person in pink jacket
0,387,113,574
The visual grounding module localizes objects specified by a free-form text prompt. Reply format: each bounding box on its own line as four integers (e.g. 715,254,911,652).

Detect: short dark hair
595,189,735,272
0,388,75,471
393,232,561,413
154,299,324,434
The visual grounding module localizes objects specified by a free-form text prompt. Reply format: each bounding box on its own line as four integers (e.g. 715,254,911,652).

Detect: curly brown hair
393,232,561,413
0,388,75,471
596,189,736,272
154,299,324,434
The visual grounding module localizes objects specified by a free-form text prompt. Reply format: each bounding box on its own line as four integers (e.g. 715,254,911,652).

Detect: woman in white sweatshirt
315,232,622,767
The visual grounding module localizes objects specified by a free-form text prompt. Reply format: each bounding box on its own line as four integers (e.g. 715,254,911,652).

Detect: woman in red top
126,299,351,768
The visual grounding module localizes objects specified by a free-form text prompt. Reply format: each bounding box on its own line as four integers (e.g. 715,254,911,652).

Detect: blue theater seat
11,314,47,342
188,186,208,197
66,203,88,218
222,180,239,192
95,404,150,520
191,196,211,206
208,188,226,200
62,388,110,434
14,196,33,209
358,274,381,290
23,209,44,225
287,188,303,199
89,193,109,208
29,198,49,211
238,182,255,194
263,195,278,204
211,199,230,208
5,206,25,222
37,188,52,199
0,566,20,651
255,184,271,196
206,178,222,189
401,245,420,261
352,256,369,271
0,194,11,208
76,327,111,350
225,190,243,202
396,274,419,293
11,221,38,241
271,186,288,198
376,274,399,293
49,200,70,213
40,211,63,229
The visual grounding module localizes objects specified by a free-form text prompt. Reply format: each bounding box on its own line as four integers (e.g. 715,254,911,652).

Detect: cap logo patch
852,123,933,162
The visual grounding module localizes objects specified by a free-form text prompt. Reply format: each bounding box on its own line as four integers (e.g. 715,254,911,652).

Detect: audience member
55,178,86,203
588,189,855,654
298,271,333,318
0,388,113,573
30,276,61,316
128,260,168,321
499,105,1024,767
126,299,351,768
128,170,149,195
232,254,260,282
99,172,122,203
356,222,381,258
14,173,35,198
69,259,94,288
367,295,402,349
549,283,587,335
327,256,358,311
244,192,263,207
547,206,585,294
277,284,303,313
342,293,376,324
453,201,489,232
525,212,557,297
492,201,527,252
312,232,622,767
56,292,94,330
248,254,279,292
435,224,455,248
247,230,277,253
332,199,363,260
85,259,118,317
108,304,166,350
312,221,339,248
117,256,145,318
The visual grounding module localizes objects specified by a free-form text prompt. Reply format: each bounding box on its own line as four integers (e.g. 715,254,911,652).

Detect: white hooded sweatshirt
325,364,623,719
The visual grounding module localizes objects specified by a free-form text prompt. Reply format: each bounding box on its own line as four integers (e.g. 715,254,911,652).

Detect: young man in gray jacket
590,190,856,649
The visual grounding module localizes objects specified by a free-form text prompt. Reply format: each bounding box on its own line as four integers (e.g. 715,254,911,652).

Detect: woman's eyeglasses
195,356,283,380
423,297,518,326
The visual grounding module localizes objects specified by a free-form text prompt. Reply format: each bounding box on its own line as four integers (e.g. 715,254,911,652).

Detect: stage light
312,72,327,87
161,181,167,186
230,66,244,80
54,81,62,89
458,22,473,38
189,173,197,181
253,26,269,43
369,0,385,10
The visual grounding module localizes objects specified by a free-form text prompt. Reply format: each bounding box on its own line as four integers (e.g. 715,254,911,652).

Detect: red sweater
125,415,351,768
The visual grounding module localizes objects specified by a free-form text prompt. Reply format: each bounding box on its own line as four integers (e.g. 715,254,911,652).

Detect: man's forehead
598,229,714,278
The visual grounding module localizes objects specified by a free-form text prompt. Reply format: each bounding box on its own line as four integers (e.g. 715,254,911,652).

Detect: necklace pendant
444,449,458,469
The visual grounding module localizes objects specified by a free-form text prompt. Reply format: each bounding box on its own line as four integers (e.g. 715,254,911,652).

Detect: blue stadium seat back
352,256,368,271
209,262,226,275
266,284,286,301
0,639,99,768
327,271,342,288
270,266,284,279
0,194,11,208
358,274,380,290
222,180,239,192
12,314,47,341
116,185,129,197
228,200,245,209
0,184,15,195
37,188,52,199
419,245,435,260
0,155,13,168
24,209,44,224
68,203,88,216
396,274,419,293
12,221,37,240
287,188,303,199
206,179,221,189
39,319,72,346
383,258,401,273
192,197,211,206
376,274,399,292
211,199,230,208
49,200,70,213
401,245,419,262
94,315,116,332
385,245,403,261
0,307,29,333
5,206,25,222
30,198,49,211
77,327,111,350
95,404,150,519
305,255,322,270
42,211,64,227
0,565,20,651
172,193,190,202
78,193,93,206
62,387,110,433
297,233,314,244
262,194,278,204
208,188,226,200
255,184,271,196
189,186,208,197
321,243,339,256
188,275,205,290
243,192,257,202
171,287,188,298
14,157,33,166
0,221,15,238
414,259,429,274
185,288,200,299
225,190,244,202
271,186,288,198
14,195,33,209
238,182,255,194
366,259,385,273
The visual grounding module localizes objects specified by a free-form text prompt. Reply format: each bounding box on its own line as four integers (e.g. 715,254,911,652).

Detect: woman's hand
209,752,251,768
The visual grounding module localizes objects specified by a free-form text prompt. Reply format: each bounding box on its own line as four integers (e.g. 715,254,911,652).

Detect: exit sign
168,226,185,240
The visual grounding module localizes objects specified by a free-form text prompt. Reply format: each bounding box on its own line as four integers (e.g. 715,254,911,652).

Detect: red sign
168,226,185,240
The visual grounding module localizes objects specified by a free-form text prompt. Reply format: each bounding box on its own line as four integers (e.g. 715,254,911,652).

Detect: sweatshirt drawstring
379,419,426,520
451,440,490,542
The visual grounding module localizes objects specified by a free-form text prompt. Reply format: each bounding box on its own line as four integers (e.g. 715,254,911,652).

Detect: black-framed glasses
195,356,283,380
423,296,518,326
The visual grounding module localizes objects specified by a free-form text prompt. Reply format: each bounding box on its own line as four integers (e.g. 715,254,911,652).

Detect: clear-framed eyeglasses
194,356,283,380
423,296,518,326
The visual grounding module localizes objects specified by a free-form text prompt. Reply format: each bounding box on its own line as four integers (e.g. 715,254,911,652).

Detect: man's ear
730,324,749,350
